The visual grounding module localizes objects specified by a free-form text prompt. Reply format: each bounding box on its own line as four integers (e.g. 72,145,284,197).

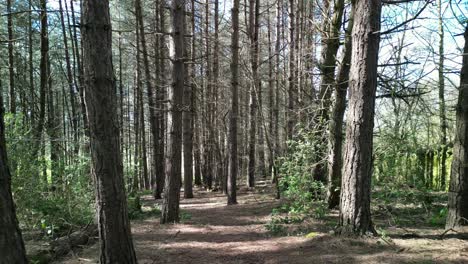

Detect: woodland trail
57,182,468,264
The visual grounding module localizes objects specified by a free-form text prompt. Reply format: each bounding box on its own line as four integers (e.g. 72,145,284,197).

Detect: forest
0,0,467,263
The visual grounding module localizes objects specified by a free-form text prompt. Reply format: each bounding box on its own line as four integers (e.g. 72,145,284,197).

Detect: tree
312,0,346,183
0,95,27,264
183,0,194,199
161,0,186,224
247,0,259,187
82,0,137,262
7,0,16,114
338,0,382,236
227,0,240,205
437,0,448,190
327,11,354,209
446,24,468,229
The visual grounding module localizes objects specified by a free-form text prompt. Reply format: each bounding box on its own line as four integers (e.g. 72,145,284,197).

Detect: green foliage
429,207,447,227
6,114,94,235
277,131,327,215
127,195,143,219
180,211,192,221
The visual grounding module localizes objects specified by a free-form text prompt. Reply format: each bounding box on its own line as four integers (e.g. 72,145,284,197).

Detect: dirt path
57,184,468,264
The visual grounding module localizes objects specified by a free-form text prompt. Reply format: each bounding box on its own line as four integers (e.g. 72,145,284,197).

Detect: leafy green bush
277,131,327,214
6,114,94,236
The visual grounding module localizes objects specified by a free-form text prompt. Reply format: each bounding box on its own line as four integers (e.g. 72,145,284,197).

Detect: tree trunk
247,0,259,188
161,0,185,224
287,0,296,139
28,0,35,122
58,0,79,154
437,0,447,190
192,0,202,187
183,0,194,198
312,0,345,183
82,0,137,262
228,0,240,205
446,25,468,230
7,0,16,114
33,0,49,160
153,0,166,199
0,94,27,264
338,0,381,236
326,12,354,209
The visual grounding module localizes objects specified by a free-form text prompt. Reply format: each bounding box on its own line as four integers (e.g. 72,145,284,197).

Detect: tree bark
312,0,346,183
161,0,185,224
0,94,27,264
247,0,259,188
228,0,240,205
446,25,468,230
82,0,137,261
326,12,354,209
287,0,296,139
183,0,194,198
338,0,381,236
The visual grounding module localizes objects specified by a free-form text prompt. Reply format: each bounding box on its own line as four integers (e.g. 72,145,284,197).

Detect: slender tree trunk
82,0,137,261
287,0,296,139
135,0,155,191
437,0,447,190
161,0,185,224
228,0,240,205
0,94,27,264
154,0,166,199
247,0,258,188
446,25,468,229
33,0,49,159
326,12,354,209
183,0,194,198
7,0,16,114
29,0,35,122
338,0,381,236
192,0,202,187
59,0,79,154
70,0,89,137
312,0,345,183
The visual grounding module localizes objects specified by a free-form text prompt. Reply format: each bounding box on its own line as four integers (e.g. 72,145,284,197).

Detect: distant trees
82,0,137,261
446,24,468,230
338,0,382,235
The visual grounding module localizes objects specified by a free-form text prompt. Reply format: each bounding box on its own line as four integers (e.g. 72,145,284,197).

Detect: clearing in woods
55,183,467,264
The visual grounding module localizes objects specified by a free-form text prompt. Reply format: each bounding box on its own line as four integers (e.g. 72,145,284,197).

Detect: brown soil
54,183,468,264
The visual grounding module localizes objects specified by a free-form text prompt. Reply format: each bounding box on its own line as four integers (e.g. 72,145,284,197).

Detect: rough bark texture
326,13,354,209
338,0,381,236
446,25,468,230
228,0,240,205
82,0,137,262
154,0,166,199
0,95,27,264
161,0,185,224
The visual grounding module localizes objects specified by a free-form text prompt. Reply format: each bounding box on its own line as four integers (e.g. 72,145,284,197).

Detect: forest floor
35,181,468,263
